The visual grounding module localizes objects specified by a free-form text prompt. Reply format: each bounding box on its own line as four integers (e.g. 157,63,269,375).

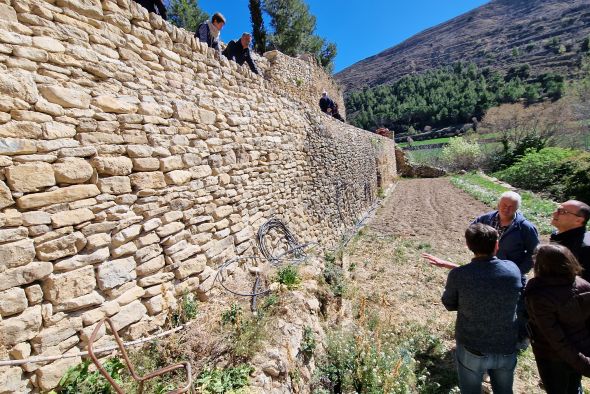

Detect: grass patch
275,264,301,289
195,364,254,394
450,172,556,234
398,137,451,147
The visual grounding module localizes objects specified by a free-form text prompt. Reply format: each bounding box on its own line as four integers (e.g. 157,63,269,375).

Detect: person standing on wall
196,13,226,52
132,0,167,20
222,33,259,74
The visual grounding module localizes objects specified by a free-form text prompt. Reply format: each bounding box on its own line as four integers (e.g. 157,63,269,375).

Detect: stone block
110,300,146,331
25,284,43,305
53,247,109,271
198,108,216,125
156,221,184,238
126,144,153,158
36,354,81,392
0,226,27,243
213,205,233,220
0,261,53,291
97,257,136,290
174,255,206,279
91,156,133,176
92,95,138,114
16,184,100,209
0,238,35,271
39,85,91,109
136,272,174,287
0,138,37,156
112,224,141,247
190,164,212,179
22,210,51,225
50,208,95,228
0,304,42,346
31,316,82,352
0,180,14,209
53,157,93,183
0,70,38,104
32,36,66,53
5,162,56,192
136,254,165,276
135,244,162,264
36,231,86,261
129,171,166,189
144,294,163,315
0,120,42,139
42,121,77,140
114,284,145,306
54,291,104,313
132,157,159,171
85,233,111,251
111,241,137,258
42,265,96,303
165,170,191,185
0,287,27,317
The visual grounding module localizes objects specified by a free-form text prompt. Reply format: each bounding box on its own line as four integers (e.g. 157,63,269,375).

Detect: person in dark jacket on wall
133,0,167,20
550,200,590,281
196,13,226,52
442,223,523,394
319,91,335,114
525,243,590,394
222,33,259,74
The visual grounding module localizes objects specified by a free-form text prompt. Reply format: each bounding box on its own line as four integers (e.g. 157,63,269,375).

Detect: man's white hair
499,191,521,209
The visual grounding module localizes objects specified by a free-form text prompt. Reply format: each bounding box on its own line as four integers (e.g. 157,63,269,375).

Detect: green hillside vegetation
346,63,565,132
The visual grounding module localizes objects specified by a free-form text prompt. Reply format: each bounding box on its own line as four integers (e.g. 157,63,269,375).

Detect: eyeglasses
555,207,582,217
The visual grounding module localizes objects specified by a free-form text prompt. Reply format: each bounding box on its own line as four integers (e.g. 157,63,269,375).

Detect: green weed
221,304,243,326
55,357,124,394
195,364,254,394
170,291,198,327
275,264,301,289
300,326,316,361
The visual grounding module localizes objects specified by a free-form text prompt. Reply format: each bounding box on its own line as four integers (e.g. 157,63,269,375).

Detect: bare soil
345,178,542,393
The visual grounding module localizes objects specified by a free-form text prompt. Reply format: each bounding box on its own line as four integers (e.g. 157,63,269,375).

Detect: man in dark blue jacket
222,33,259,74
423,191,540,275
442,223,522,393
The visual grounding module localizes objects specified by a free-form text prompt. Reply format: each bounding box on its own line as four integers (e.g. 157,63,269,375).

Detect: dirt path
345,177,541,393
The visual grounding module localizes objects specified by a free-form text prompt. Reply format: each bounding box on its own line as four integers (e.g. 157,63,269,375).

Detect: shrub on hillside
440,137,482,171
493,147,588,200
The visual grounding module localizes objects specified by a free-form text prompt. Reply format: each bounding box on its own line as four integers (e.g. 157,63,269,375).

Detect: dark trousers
536,357,582,394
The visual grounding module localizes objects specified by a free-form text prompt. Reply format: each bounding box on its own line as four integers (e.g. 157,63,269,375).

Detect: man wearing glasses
551,200,590,281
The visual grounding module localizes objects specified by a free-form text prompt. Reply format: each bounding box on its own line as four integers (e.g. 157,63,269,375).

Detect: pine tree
167,0,208,33
263,0,337,72
249,0,267,55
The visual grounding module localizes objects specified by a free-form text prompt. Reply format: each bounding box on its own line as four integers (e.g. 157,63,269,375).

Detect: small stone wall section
0,0,394,392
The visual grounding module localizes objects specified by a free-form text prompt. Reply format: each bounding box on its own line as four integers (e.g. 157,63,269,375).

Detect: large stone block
92,95,139,114
91,156,133,176
0,261,53,291
31,316,82,352
42,265,96,303
5,162,55,192
0,287,28,317
36,231,86,261
0,305,42,346
165,170,191,185
97,257,136,290
32,36,66,53
0,3,17,22
0,226,27,243
110,300,146,332
129,171,166,189
0,238,35,271
50,208,95,228
97,176,131,194
0,70,38,104
174,255,206,279
16,184,100,209
0,138,37,156
53,246,109,271
53,157,93,183
42,121,77,139
0,120,42,139
39,85,91,109
54,291,104,312
36,354,81,392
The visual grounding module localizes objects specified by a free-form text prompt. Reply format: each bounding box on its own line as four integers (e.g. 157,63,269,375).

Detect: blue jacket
473,211,539,275
196,22,220,51
443,256,523,354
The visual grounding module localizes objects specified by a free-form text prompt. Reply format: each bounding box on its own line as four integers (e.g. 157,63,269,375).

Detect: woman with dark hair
525,243,590,393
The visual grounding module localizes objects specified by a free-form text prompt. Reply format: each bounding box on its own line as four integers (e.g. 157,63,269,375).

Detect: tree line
166,0,337,72
346,63,566,133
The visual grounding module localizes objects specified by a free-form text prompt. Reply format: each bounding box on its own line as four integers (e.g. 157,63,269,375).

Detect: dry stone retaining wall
0,0,396,391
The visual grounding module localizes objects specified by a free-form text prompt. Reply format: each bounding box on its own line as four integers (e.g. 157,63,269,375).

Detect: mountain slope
335,0,590,93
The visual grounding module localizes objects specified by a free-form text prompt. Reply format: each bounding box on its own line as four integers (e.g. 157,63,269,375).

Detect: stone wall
0,0,395,391
263,50,346,119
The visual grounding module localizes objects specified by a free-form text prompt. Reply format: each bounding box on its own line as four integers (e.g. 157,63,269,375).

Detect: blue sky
193,0,490,73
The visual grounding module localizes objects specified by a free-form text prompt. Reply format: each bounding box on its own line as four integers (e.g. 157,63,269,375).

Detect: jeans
455,342,517,394
535,357,583,394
